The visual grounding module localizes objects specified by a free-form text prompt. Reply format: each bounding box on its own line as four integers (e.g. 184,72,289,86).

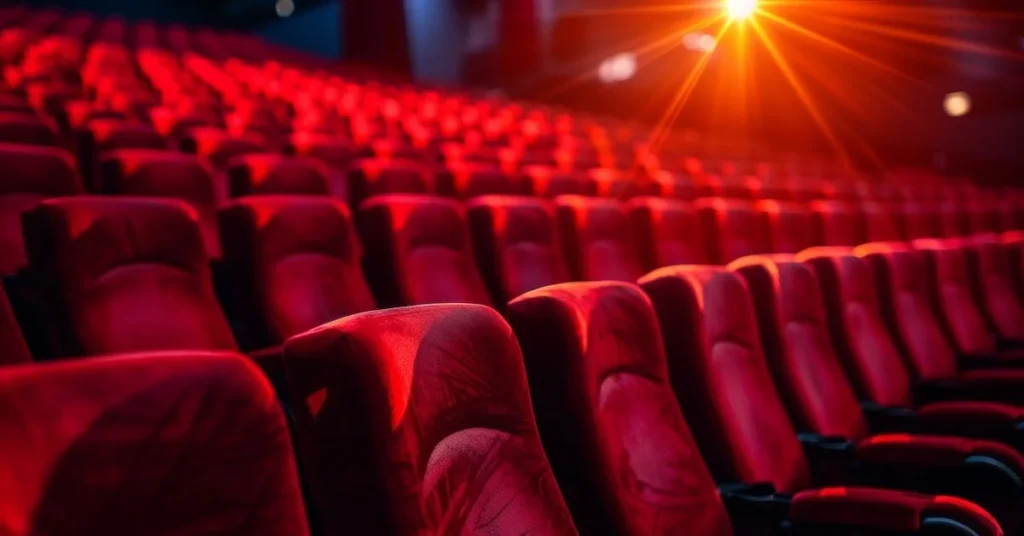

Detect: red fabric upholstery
288,132,359,170
218,195,375,343
282,304,578,535
228,154,332,198
902,201,942,240
86,119,166,154
556,195,643,282
438,163,518,199
729,255,869,440
0,112,59,146
809,200,865,247
0,283,30,365
914,239,997,354
862,201,904,242
971,240,1024,339
0,351,310,536
182,126,264,170
99,149,221,258
967,200,1000,235
628,197,706,271
791,487,1001,535
798,248,913,407
855,242,960,381
917,401,1024,430
22,197,237,356
938,201,971,237
466,196,569,305
0,143,82,274
640,266,811,493
856,434,1024,475
507,282,733,535
359,194,491,307
755,200,818,254
696,198,770,264
588,168,655,200
519,166,597,198
649,170,697,200
719,175,760,200
348,157,436,208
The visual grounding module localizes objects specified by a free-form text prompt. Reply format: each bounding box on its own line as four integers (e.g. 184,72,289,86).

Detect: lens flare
726,0,757,20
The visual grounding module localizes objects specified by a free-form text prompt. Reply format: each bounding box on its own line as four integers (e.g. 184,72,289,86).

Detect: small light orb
943,91,971,117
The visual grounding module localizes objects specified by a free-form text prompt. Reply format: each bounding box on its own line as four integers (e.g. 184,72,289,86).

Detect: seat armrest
718,482,788,534
790,487,1002,535
915,401,1024,450
860,402,919,434
798,433,856,486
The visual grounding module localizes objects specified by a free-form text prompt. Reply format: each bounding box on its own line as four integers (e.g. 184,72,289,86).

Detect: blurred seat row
3,5,1024,536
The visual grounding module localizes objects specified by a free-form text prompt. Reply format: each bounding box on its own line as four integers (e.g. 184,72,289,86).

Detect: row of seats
5,197,1024,533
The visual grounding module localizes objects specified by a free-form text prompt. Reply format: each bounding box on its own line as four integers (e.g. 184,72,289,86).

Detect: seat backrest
555,195,643,282
99,149,221,258
730,255,869,440
588,168,655,200
182,126,265,171
971,239,1024,339
23,197,237,356
218,195,376,344
288,132,359,170
966,200,1000,235
0,351,310,535
798,248,913,407
0,143,82,274
467,196,569,305
901,201,941,240
520,166,597,198
508,282,733,535
809,200,865,247
755,200,818,254
0,112,59,146
855,242,960,381
348,157,436,208
228,154,332,198
86,119,166,154
937,201,970,237
359,194,492,307
438,163,518,199
650,170,698,200
640,266,811,493
628,196,706,271
696,198,770,264
0,282,30,365
914,239,996,354
861,201,903,242
283,304,578,535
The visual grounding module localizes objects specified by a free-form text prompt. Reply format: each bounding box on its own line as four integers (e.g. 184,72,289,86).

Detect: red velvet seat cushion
23,197,237,355
508,282,733,535
791,487,1001,535
283,304,577,535
0,351,309,535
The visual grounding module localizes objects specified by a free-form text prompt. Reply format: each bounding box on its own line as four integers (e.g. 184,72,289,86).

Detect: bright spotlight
943,91,971,117
726,0,757,20
598,52,637,84
275,0,295,18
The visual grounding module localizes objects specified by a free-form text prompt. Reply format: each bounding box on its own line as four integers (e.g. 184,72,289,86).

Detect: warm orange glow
726,0,758,20
943,91,971,117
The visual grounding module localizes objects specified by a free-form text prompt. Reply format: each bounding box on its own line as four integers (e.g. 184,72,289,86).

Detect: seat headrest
556,195,628,241
362,194,467,251
509,282,667,381
467,196,555,245
101,149,216,205
220,195,358,262
229,154,329,197
87,120,165,151
0,112,58,146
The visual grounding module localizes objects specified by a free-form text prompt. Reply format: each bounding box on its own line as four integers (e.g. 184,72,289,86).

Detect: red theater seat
508,282,733,535
288,132,359,170
282,304,578,535
0,283,30,365
861,200,904,242
181,126,265,171
0,352,310,535
85,119,166,154
98,149,221,258
755,200,818,254
467,196,569,305
902,201,942,240
348,157,436,208
810,200,866,247
437,163,518,199
0,143,82,274
359,194,491,307
519,166,596,198
696,198,770,264
970,238,1024,340
22,197,238,356
649,170,698,200
228,154,333,198
588,168,654,200
556,195,643,281
640,265,1012,535
0,112,59,147
937,201,971,238
218,196,375,345
628,196,706,271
